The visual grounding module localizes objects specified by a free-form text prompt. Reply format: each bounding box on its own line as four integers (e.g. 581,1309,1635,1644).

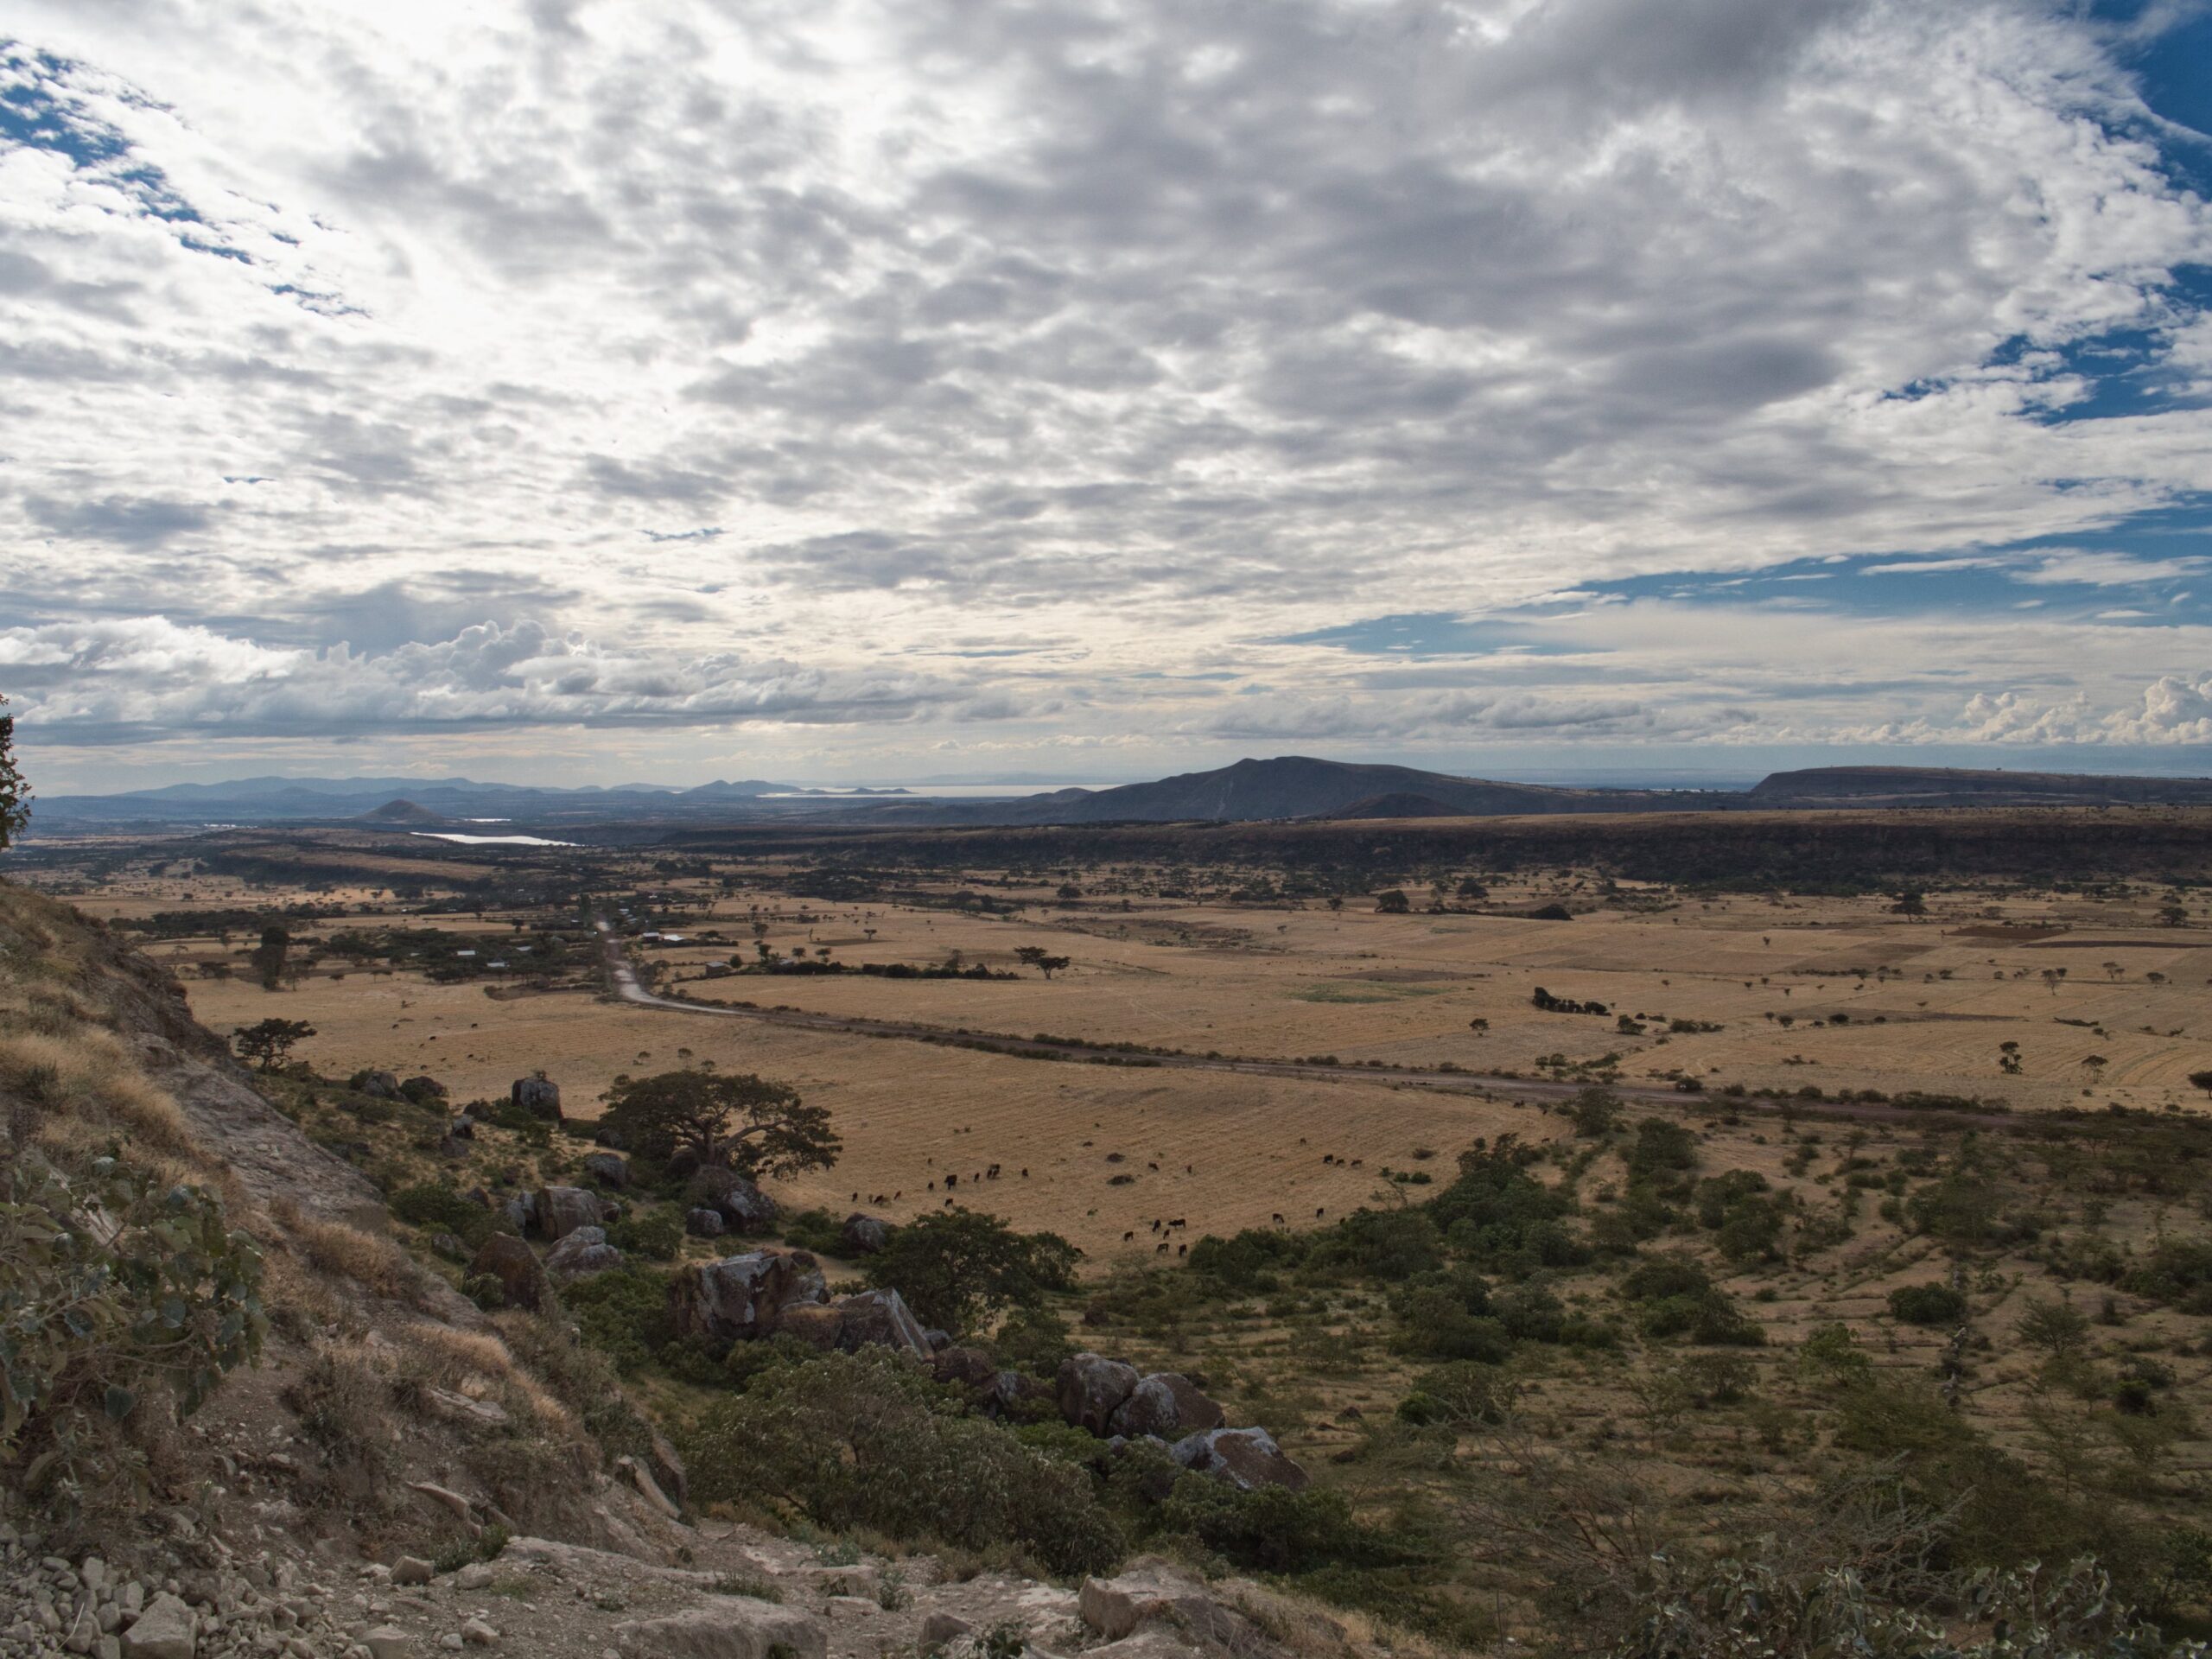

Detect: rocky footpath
0,1518,1341,1659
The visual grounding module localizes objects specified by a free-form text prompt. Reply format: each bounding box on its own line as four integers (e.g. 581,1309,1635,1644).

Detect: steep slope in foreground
0,883,1352,1659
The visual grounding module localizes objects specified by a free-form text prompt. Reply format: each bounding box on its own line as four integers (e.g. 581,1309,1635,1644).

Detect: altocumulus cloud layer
3,0,2212,785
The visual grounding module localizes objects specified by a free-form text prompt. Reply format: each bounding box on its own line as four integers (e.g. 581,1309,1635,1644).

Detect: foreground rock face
1171,1426,1310,1491
613,1599,827,1659
667,1250,829,1343
1079,1569,1254,1646
1058,1353,1141,1434
466,1233,551,1311
1107,1374,1225,1441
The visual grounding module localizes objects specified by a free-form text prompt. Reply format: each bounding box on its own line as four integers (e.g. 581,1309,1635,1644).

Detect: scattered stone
837,1214,887,1255
689,1170,778,1236
667,1251,829,1344
1058,1353,1141,1435
464,1235,550,1313
461,1619,498,1647
423,1388,512,1431
536,1185,604,1242
919,1613,972,1646
362,1630,410,1659
511,1076,562,1121
452,1565,494,1592
120,1593,197,1659
545,1225,624,1283
391,1559,435,1588
1170,1426,1310,1491
613,1600,828,1659
1107,1374,1225,1441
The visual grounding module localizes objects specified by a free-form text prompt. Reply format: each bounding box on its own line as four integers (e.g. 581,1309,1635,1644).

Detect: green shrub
388,1182,507,1249
681,1349,1122,1575
561,1267,676,1372
865,1209,1080,1334
1887,1283,1968,1326
1396,1360,1516,1427
775,1208,846,1256
1155,1473,1391,1573
1,1153,266,1515
607,1209,682,1261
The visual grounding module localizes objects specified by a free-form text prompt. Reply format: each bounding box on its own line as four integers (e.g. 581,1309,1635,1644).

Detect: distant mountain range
22,756,2212,835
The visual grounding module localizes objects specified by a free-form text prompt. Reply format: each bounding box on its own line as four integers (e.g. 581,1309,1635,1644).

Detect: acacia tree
1014,946,1071,980
0,696,28,849
601,1070,840,1179
232,1019,315,1071
251,926,290,992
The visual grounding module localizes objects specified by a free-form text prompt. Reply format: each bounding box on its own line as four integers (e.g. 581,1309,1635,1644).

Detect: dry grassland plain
58,849,2209,1264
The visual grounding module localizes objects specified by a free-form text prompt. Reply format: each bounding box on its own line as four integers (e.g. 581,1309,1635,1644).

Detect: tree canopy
601,1069,841,1179
232,1019,316,1071
864,1208,1080,1334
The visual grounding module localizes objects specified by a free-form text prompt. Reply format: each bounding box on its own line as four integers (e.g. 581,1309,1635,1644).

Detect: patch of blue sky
1277,612,1578,656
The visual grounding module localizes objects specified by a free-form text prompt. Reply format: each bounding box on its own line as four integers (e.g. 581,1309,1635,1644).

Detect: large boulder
667,1250,829,1343
1058,1352,1141,1435
544,1225,623,1283
613,1599,826,1659
838,1213,888,1255
686,1206,727,1238
536,1184,604,1241
982,1369,1057,1421
122,1593,198,1659
690,1167,778,1234
1170,1426,1310,1491
512,1075,562,1120
404,1075,450,1101
582,1152,630,1189
931,1346,1001,1389
503,1192,537,1234
465,1234,551,1312
358,1070,402,1100
1108,1373,1226,1440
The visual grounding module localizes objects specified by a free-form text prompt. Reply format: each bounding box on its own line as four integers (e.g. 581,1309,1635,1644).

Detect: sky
3,0,2212,794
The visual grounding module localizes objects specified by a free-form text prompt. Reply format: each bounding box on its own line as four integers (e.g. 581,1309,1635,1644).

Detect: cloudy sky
4,0,2212,793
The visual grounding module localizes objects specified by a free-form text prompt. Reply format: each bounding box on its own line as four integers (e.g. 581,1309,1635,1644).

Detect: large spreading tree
864,1209,1080,1334
601,1069,841,1179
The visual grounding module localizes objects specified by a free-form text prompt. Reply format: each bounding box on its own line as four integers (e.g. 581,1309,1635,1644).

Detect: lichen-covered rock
831,1288,931,1356
1108,1373,1226,1440
582,1152,629,1188
838,1212,888,1255
1170,1425,1310,1491
1058,1352,1141,1434
536,1184,603,1240
667,1250,829,1343
1079,1569,1250,1645
544,1225,623,1282
685,1206,727,1237
465,1234,550,1312
358,1070,402,1100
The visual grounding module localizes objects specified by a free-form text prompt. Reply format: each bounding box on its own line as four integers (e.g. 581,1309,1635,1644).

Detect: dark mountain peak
356,798,447,825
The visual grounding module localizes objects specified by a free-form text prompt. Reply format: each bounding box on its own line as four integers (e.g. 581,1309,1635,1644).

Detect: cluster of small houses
436,1073,1308,1495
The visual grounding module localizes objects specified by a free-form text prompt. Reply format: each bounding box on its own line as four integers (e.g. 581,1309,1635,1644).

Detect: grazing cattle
945,1173,958,1188
1155,1242,1169,1255
1185,1164,1192,1174
1151,1220,1161,1233
1272,1213,1285,1224
927,1179,936,1191
1177,1243,1187,1257
1021,1168,1030,1178
1147,1161,1160,1172
1351,1159,1363,1167
1316,1207,1325,1218
1123,1230,1135,1242
944,1198,954,1207
1322,1154,1334,1164
1170,1217,1185,1229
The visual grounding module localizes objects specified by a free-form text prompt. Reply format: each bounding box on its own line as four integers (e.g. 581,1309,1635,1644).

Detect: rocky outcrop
1171,1426,1310,1491
536,1184,605,1241
1057,1353,1141,1435
776,1288,931,1357
545,1225,623,1283
1107,1373,1225,1440
667,1250,829,1344
359,1070,402,1100
583,1152,630,1188
686,1206,727,1237
465,1233,551,1312
1079,1568,1253,1646
838,1213,888,1255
